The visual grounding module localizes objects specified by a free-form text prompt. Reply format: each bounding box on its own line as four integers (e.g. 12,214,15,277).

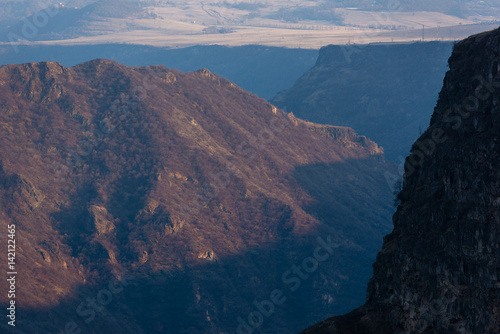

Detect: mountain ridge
271,41,454,161
301,26,500,334
0,58,395,333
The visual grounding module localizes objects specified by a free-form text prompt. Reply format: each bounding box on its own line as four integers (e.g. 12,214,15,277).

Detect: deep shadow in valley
2,157,396,334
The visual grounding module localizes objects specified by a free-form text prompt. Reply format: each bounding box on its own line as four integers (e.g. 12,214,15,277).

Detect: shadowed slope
302,27,500,334
0,59,395,333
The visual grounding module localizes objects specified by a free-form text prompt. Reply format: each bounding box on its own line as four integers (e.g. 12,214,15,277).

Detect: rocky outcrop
306,124,384,155
302,27,500,334
88,205,116,235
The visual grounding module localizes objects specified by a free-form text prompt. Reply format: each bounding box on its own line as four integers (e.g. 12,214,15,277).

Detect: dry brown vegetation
0,60,396,333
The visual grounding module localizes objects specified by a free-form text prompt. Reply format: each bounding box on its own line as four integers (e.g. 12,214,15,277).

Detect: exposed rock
88,205,115,235
272,41,453,161
198,250,217,262
165,214,185,235
139,250,148,264
307,124,384,154
162,71,177,84
144,199,159,215
9,174,44,212
302,27,500,334
38,249,51,263
196,68,218,81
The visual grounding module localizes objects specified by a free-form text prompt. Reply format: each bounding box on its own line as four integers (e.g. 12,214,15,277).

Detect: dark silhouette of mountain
0,44,318,100
302,27,500,334
0,60,396,333
271,41,454,162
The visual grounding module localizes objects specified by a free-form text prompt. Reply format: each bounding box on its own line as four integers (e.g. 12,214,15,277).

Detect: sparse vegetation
268,4,344,24
203,26,234,34
0,0,497,49
0,60,395,333
271,42,453,161
218,1,268,11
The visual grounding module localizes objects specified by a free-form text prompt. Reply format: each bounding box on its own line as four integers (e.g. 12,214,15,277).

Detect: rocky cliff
302,27,500,334
271,41,453,161
0,60,395,333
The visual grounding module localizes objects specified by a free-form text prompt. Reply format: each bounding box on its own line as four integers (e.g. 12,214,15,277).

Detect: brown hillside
0,60,395,333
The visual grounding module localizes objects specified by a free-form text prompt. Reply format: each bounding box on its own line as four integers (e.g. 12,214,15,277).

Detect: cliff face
271,42,453,161
0,60,395,333
302,28,500,334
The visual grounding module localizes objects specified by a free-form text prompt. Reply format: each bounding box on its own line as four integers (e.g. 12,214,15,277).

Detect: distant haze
0,0,499,49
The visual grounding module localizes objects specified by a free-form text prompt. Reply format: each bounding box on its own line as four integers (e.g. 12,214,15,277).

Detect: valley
1,0,499,49
302,25,500,334
272,41,454,161
0,44,318,100
1,2,500,333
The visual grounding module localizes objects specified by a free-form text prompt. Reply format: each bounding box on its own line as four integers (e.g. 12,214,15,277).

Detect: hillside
0,60,395,333
0,0,498,49
324,0,498,17
302,26,500,334
271,41,454,161
0,0,150,41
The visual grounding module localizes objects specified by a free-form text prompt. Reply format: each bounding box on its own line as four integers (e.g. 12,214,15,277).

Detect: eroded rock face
89,205,116,235
302,27,500,334
271,41,453,161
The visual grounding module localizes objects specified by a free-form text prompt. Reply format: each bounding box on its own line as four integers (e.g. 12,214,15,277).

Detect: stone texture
302,27,500,334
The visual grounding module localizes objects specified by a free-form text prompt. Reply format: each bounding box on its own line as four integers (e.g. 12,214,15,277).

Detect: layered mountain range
272,41,453,161
0,0,148,41
0,44,318,100
0,60,395,333
302,27,500,334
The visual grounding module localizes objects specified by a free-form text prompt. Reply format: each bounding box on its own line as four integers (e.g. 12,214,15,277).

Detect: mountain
0,60,396,333
0,0,93,23
1,0,497,49
0,0,150,41
323,0,499,17
271,41,454,162
302,26,500,334
0,44,318,100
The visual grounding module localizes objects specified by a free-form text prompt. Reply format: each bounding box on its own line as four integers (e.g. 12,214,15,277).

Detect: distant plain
2,0,499,49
